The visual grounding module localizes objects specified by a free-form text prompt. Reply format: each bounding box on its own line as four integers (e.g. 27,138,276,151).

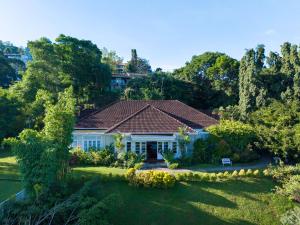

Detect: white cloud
264,29,276,36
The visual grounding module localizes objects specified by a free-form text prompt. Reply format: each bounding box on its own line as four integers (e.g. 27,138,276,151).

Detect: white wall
72,130,209,159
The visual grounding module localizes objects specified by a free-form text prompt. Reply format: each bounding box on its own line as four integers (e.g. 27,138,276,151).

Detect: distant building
110,61,148,90
111,72,148,90
4,52,32,64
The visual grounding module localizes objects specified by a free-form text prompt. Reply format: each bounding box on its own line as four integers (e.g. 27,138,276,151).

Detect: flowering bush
125,169,176,189
238,169,246,176
69,146,115,166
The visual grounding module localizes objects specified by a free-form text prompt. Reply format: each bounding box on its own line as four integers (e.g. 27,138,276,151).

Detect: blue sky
1,0,300,71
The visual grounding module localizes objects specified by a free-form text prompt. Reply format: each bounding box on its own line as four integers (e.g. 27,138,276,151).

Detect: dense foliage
193,120,259,163
264,164,300,203
174,52,239,108
125,168,176,189
250,100,300,162
0,178,122,225
4,87,75,196
70,146,144,168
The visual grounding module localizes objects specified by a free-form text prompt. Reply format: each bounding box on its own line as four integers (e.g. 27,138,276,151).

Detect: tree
123,71,194,105
280,42,300,76
101,47,123,73
178,127,191,157
0,53,18,87
174,52,239,108
5,87,75,196
0,88,23,142
239,47,265,117
126,49,152,73
250,100,300,162
266,51,282,74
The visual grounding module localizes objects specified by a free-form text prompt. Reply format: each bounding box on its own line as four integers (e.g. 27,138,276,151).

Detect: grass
0,153,295,224
0,150,21,201
72,167,295,225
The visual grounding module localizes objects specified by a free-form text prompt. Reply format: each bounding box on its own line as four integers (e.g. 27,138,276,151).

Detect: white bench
221,158,232,166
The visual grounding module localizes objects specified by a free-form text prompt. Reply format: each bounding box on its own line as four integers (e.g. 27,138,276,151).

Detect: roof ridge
150,105,196,133
174,100,219,123
105,104,151,133
78,100,120,121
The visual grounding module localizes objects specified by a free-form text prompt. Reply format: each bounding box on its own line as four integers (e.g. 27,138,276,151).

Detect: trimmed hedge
125,169,176,189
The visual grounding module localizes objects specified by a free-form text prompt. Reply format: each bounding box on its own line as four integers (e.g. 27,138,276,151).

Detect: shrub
217,172,224,179
168,163,179,169
246,169,253,176
231,170,238,177
175,173,185,181
162,148,175,164
134,162,144,170
267,164,300,182
209,173,217,181
206,120,259,163
238,169,246,176
116,151,145,168
276,175,300,203
253,170,260,176
263,169,270,176
126,169,176,189
69,146,115,166
223,171,230,177
193,138,212,163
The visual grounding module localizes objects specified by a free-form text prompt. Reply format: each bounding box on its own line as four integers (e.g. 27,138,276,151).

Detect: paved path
142,157,271,173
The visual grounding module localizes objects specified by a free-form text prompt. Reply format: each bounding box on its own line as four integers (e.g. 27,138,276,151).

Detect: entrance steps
142,161,167,169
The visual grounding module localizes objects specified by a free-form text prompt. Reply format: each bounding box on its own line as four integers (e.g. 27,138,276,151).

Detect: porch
125,135,179,161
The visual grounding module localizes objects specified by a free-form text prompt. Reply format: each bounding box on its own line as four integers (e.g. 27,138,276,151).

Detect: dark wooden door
147,142,157,160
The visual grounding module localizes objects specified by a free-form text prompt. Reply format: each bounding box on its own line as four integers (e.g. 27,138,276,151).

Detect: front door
147,142,157,160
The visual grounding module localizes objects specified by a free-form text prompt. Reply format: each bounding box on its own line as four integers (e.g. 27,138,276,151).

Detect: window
172,142,177,153
72,136,78,148
83,136,101,151
163,142,169,152
135,142,140,154
141,142,146,154
158,142,163,153
127,142,131,152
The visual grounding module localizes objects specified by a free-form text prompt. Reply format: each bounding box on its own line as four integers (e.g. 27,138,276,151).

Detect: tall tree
0,53,18,87
174,52,239,108
239,49,262,117
126,49,151,73
5,87,75,196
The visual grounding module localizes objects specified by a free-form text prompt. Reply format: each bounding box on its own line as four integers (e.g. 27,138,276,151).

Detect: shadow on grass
74,169,258,225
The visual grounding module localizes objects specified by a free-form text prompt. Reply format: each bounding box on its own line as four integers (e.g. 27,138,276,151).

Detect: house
110,72,148,90
72,100,218,161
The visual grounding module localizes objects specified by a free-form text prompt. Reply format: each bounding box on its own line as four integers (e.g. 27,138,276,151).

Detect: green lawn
73,167,295,225
0,151,22,201
0,153,295,224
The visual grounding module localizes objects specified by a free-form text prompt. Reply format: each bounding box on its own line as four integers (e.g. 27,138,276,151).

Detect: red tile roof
106,104,195,134
75,100,218,133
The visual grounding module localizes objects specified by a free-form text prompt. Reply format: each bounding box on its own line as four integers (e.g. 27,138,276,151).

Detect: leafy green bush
238,169,246,176
69,146,115,166
276,175,300,203
115,151,145,168
168,163,179,169
192,120,260,164
264,164,300,182
231,170,238,177
126,169,176,189
250,100,300,162
246,169,253,176
253,169,260,176
134,162,144,170
0,177,122,224
162,148,175,164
